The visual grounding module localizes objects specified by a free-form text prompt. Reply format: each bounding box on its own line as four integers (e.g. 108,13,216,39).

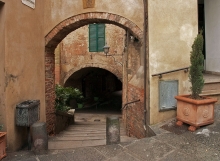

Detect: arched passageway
45,12,143,136
64,67,122,113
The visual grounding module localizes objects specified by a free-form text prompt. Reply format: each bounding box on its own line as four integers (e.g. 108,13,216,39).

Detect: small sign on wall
22,0,35,9
83,0,95,9
159,80,178,111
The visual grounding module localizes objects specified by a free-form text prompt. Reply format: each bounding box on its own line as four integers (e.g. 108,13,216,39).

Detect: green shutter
97,24,105,52
89,24,97,52
89,24,105,52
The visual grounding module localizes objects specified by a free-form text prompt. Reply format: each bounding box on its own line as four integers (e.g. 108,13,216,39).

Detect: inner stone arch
63,64,122,85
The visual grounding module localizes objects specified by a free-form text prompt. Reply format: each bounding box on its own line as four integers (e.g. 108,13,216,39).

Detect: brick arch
45,12,143,134
45,12,143,51
63,63,123,85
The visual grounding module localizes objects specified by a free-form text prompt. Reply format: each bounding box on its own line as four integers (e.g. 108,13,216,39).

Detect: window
89,23,105,52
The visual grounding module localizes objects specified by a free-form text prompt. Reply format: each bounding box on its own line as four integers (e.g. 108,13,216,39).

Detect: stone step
57,133,127,138
51,133,130,141
202,74,220,104
200,93,220,105
201,89,220,95
48,136,136,150
48,113,134,150
48,139,106,150
66,126,126,131
50,135,106,141
203,82,220,91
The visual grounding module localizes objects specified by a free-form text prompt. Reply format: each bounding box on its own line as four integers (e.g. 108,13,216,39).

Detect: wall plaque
21,0,35,9
159,80,178,111
83,0,95,9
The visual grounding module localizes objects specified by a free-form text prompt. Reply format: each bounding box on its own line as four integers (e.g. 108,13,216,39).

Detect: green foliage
55,84,84,112
189,31,204,99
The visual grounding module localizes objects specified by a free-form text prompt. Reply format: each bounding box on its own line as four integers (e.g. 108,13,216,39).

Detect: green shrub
189,31,204,99
55,84,84,112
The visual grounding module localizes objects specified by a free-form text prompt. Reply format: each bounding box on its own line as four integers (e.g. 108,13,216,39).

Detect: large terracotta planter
0,132,6,160
175,95,217,131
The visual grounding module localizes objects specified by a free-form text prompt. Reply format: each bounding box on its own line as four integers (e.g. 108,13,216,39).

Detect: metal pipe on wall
143,0,150,137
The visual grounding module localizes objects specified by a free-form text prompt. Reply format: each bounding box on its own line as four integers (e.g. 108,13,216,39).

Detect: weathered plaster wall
4,1,45,151
58,24,125,84
148,0,198,124
205,0,220,73
44,0,144,36
0,2,6,132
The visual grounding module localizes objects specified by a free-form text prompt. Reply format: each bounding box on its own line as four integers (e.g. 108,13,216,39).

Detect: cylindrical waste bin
106,116,120,145
31,122,48,155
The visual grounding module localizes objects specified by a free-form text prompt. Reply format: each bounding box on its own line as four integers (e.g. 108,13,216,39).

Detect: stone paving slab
125,138,174,161
106,151,141,161
159,150,200,161
95,144,124,158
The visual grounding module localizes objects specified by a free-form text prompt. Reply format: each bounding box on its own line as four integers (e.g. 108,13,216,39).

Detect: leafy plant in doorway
75,89,84,108
175,31,217,131
55,85,84,112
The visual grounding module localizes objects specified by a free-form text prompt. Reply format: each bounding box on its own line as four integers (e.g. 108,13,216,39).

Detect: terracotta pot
175,95,217,131
0,132,6,160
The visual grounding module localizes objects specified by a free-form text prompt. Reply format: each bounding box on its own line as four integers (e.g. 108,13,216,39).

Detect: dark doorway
64,67,122,113
198,0,206,60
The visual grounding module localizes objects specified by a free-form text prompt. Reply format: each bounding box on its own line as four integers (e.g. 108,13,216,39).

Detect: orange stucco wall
44,0,144,36
149,0,198,124
0,2,6,134
2,1,46,151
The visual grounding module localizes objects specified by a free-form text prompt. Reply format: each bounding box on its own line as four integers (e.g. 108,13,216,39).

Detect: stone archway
45,12,143,134
63,63,123,85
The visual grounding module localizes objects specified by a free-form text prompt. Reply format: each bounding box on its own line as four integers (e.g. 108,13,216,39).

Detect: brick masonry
123,83,145,139
45,12,144,137
45,52,56,135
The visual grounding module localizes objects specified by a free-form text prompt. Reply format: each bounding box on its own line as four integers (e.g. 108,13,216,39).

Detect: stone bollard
106,116,120,145
31,122,48,155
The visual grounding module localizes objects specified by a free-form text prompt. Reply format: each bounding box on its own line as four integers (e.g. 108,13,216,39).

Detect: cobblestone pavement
2,104,220,161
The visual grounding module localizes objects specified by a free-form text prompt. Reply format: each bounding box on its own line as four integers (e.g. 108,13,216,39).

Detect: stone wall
57,24,125,85
125,83,145,138
55,111,74,134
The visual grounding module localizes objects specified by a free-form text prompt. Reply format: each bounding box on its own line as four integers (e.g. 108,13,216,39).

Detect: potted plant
175,31,217,132
0,125,7,160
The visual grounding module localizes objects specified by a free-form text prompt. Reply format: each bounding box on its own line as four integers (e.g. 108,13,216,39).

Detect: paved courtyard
2,104,220,161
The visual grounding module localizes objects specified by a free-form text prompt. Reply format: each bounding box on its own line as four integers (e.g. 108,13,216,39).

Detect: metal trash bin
16,100,40,150
16,100,40,126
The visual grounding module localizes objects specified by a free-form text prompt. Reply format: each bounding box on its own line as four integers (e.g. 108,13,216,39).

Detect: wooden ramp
48,113,136,150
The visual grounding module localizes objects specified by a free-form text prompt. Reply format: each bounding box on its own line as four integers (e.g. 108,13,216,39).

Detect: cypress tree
189,31,204,99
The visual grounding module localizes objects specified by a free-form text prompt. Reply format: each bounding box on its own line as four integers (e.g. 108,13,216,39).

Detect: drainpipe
124,29,129,133
143,0,149,137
